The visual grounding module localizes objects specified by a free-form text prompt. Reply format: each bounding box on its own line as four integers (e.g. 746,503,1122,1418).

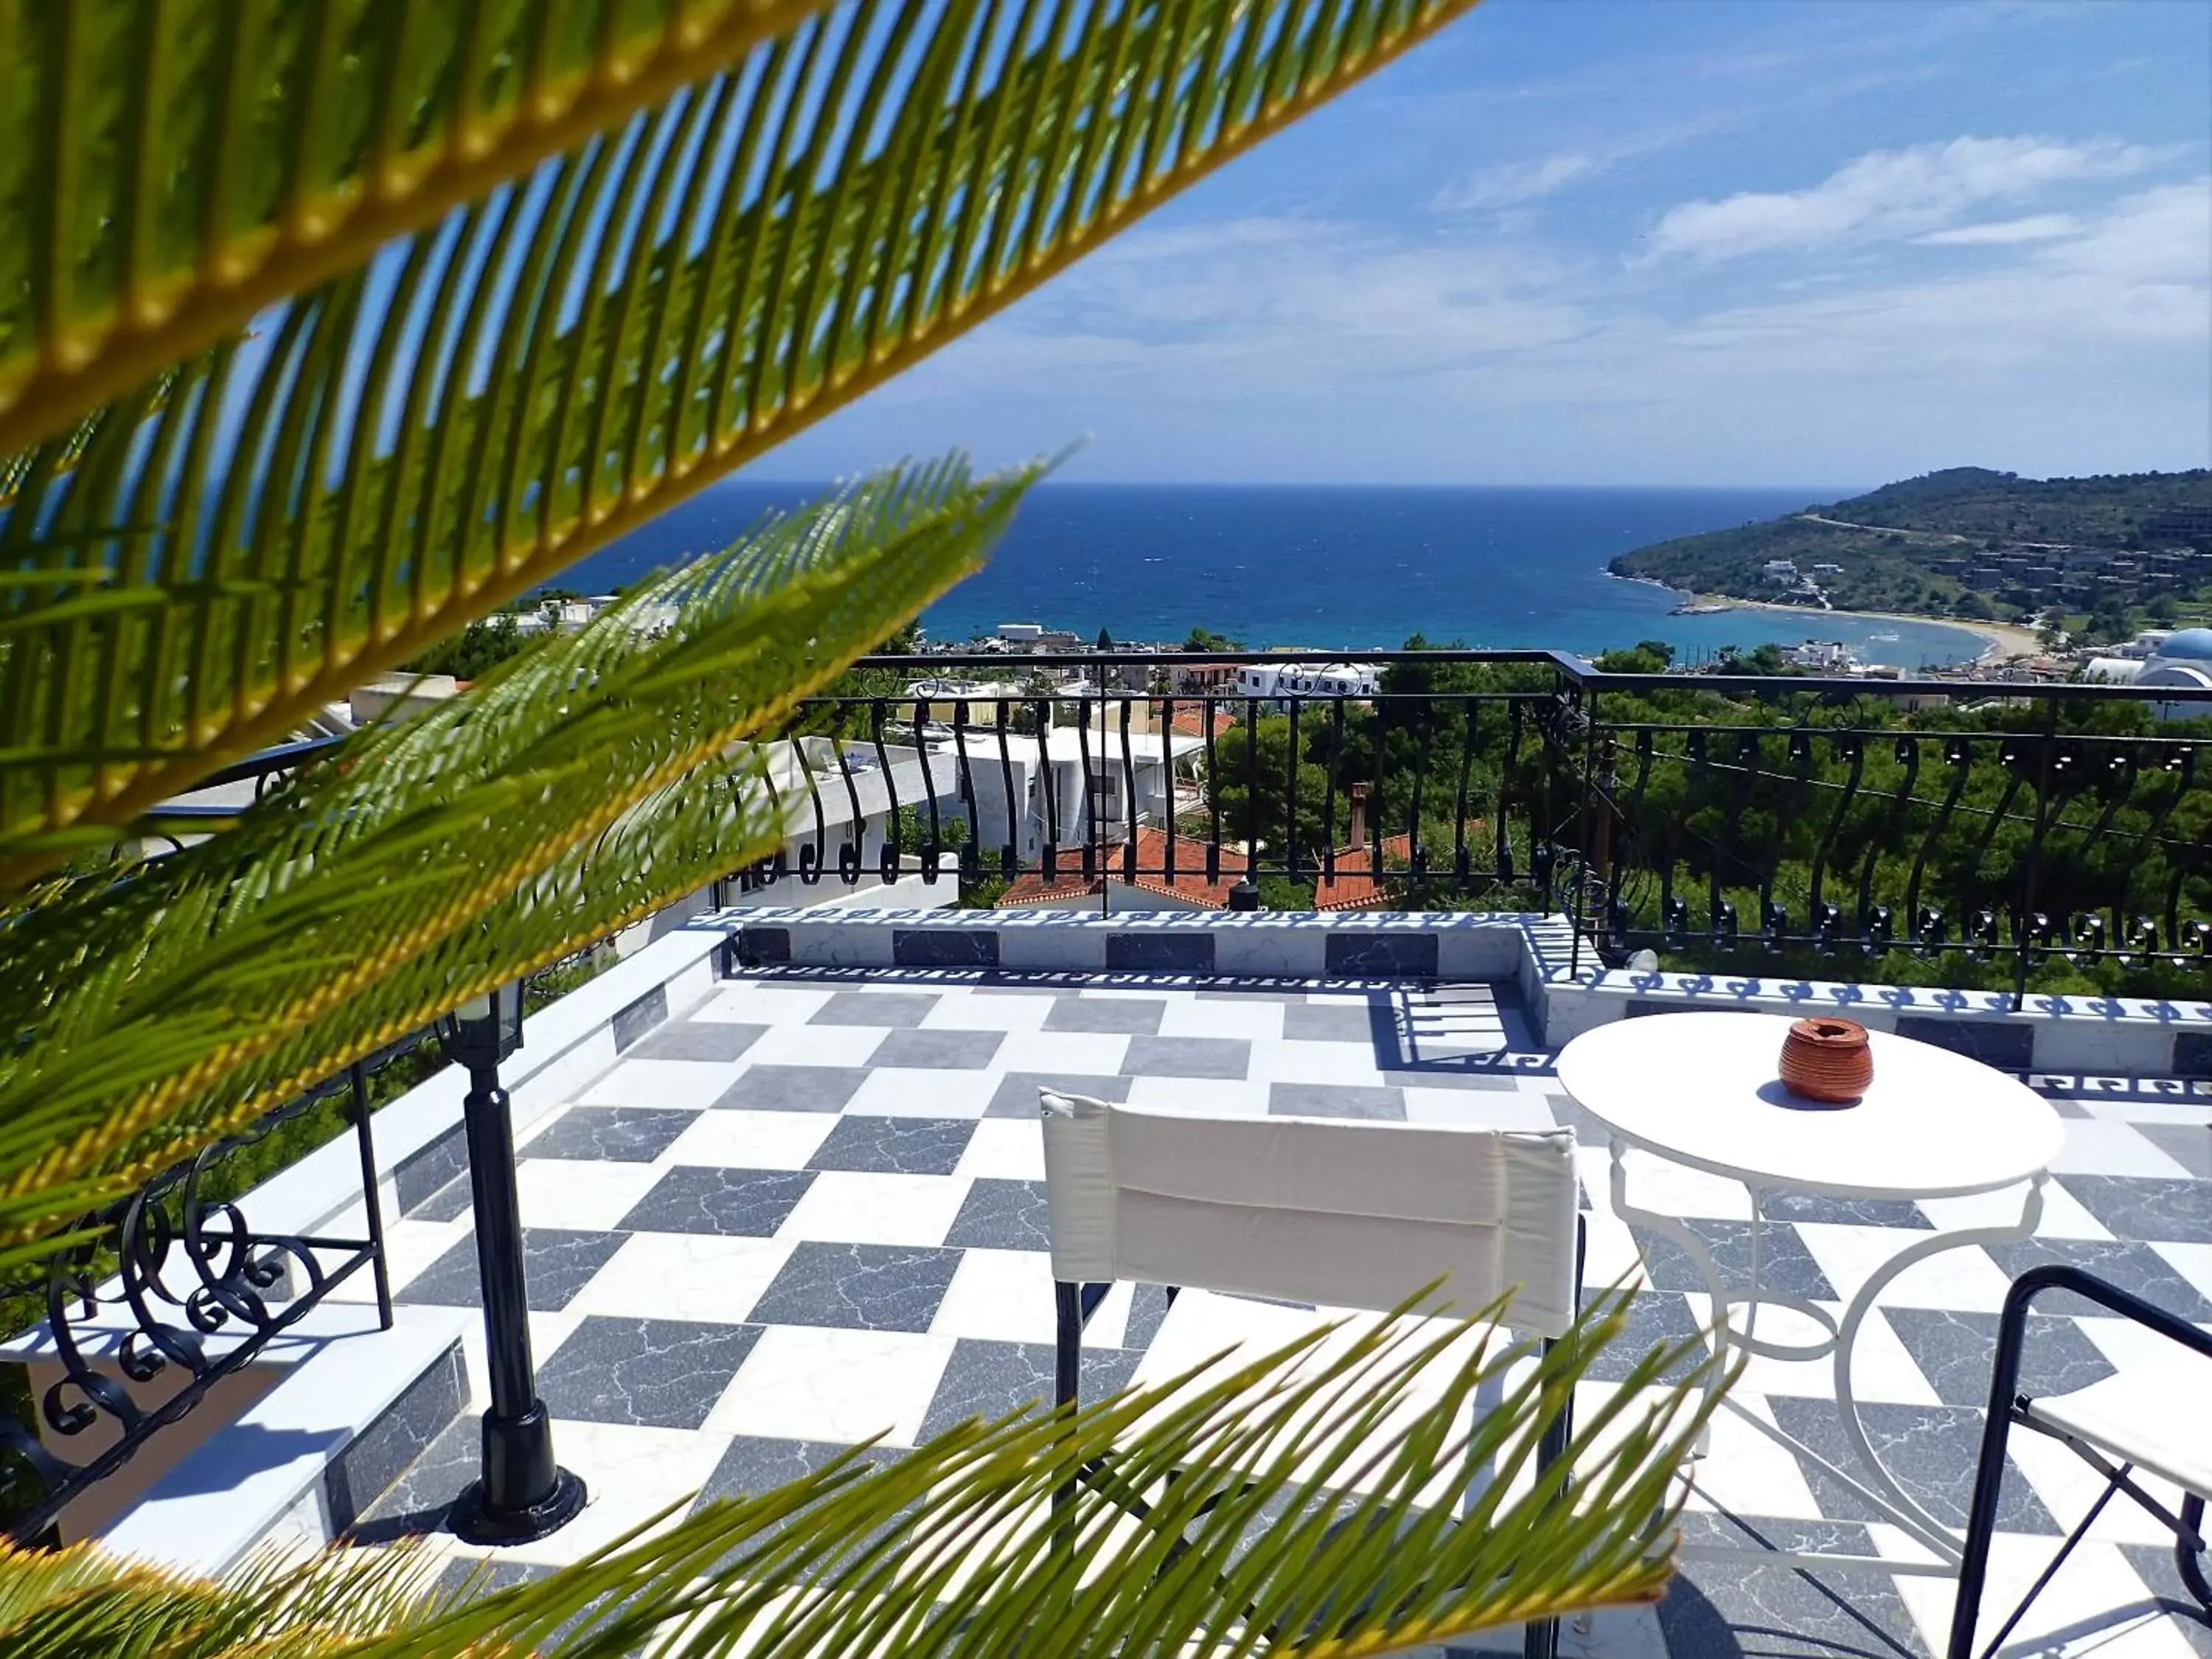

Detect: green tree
0,1,1715,1652
1183,625,1245,652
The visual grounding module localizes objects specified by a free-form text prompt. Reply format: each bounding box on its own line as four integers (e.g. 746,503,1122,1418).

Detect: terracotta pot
1779,1016,1873,1103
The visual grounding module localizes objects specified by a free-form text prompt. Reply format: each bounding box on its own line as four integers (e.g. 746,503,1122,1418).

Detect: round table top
1555,1012,2065,1200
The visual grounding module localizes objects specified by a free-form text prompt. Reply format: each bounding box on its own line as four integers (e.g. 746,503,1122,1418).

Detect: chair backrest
1039,1091,1579,1338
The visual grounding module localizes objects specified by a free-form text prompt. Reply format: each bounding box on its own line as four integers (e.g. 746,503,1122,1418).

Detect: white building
949,721,1206,861
2081,627,2212,720
1234,661,1381,703
1764,559,1801,584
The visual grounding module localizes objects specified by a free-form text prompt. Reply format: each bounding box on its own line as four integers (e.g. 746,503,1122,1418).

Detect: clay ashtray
1780,1016,1873,1103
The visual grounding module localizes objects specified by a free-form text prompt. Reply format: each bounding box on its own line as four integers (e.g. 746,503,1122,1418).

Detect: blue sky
748,0,2212,489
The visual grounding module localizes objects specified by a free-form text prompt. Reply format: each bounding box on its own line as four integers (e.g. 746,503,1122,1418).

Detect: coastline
1676,591,2042,663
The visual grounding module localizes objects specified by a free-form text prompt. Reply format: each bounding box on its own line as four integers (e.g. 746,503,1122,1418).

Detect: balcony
5,652,2208,1658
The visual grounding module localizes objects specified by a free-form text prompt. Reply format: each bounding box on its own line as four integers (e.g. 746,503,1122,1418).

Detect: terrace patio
304,940,2212,1659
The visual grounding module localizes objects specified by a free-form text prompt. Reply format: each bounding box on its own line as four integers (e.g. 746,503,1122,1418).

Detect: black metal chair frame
1948,1264,2212,1659
1051,1219,1587,1659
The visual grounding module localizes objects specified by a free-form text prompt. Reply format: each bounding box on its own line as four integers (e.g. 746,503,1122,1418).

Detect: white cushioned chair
1039,1089,1585,1659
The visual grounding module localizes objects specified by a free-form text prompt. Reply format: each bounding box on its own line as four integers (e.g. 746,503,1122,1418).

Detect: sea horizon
551,479,1994,669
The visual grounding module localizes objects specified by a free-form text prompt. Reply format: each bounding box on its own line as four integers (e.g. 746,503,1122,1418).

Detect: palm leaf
0,0,1487,891
0,1287,1726,1658
0,0,842,458
0,456,1034,1248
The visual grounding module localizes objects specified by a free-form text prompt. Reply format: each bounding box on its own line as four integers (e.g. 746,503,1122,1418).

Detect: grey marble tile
986,1071,1134,1118
627,1020,768,1062
946,1178,1053,1252
690,1437,906,1579
2174,1032,2212,1078
409,1173,476,1223
807,1115,977,1175
2117,1543,2212,1658
394,1123,469,1214
349,1415,477,1541
538,1315,762,1429
397,1227,627,1312
1124,1284,1174,1352
1379,1065,1522,1091
619,1166,818,1236
521,1105,696,1163
1324,933,1439,978
737,925,790,965
867,1027,1005,1070
612,983,669,1051
1576,1290,1713,1383
2055,1174,2212,1243
1269,1082,1406,1120
714,1064,872,1112
1121,1034,1252,1078
1893,1017,2032,1071
810,991,941,1027
1662,1512,1927,1659
1766,1397,2059,1534
1757,1191,1933,1230
1631,1220,1837,1301
1196,987,1307,1002
2136,1121,2212,1178
324,1341,465,1531
1879,1307,2117,1408
1982,1237,2212,1321
1107,934,1214,973
749,1242,964,1331
1045,998,1167,1034
894,930,999,967
1282,1001,1384,1043
920,1338,1141,1439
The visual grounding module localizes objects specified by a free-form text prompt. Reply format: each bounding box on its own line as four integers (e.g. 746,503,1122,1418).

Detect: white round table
1557,1012,2066,1573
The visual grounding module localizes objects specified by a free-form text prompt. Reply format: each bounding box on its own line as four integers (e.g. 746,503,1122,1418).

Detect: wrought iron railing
0,1032,413,1544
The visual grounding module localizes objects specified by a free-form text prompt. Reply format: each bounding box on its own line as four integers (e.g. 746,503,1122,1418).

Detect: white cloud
1917,213,2085,246
1647,136,2166,260
1433,153,1597,212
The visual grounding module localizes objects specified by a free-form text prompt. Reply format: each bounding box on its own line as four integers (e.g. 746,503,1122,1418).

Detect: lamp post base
449,1467,588,1546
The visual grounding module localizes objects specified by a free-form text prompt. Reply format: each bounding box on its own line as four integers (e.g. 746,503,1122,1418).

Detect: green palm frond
0,0,839,457
0,0,1486,891
0,456,1034,1246
0,1288,1725,1659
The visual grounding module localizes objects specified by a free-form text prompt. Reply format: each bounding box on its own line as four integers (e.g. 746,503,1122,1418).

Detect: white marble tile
1403,1088,1559,1130
841,1068,999,1119
1680,1296,1940,1406
931,1248,1060,1343
1610,1147,1754,1222
664,1109,835,1169
1241,1038,1390,1085
2051,1119,2194,1179
577,1058,732,1109
1157,998,1286,1040
992,1030,1131,1075
703,1326,956,1446
957,1118,1048,1182
1891,1531,2194,1659
697,984,834,1024
1579,1206,1655,1294
1121,1077,1272,1117
1918,1180,2112,1242
920,992,1054,1032
453,1421,733,1568
776,1170,970,1247
515,1158,661,1231
342,1217,470,1302
1792,1221,2019,1313
568,1233,794,1324
2150,1240,2212,1303
741,1023,887,1068
1681,1394,1826,1518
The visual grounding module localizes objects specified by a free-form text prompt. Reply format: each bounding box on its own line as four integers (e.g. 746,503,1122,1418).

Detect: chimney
1348,782,1371,852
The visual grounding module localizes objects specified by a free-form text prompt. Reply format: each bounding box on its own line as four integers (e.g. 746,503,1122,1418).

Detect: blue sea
552,481,1992,669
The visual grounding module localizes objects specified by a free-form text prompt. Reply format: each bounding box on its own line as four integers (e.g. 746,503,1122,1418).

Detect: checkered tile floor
345,970,2212,1659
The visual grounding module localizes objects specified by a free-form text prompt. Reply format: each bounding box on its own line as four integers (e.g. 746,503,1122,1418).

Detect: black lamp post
435,981,586,1544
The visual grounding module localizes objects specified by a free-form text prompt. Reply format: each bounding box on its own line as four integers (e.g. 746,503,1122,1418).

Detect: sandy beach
1685,594,2043,663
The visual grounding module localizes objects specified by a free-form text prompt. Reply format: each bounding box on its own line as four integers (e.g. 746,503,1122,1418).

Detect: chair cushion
2024,1349,2212,1499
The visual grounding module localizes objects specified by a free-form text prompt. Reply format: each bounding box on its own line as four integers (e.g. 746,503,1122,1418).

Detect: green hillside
1610,467,2212,633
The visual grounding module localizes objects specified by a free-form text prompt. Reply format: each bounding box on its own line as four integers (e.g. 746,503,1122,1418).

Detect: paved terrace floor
338,969,2212,1659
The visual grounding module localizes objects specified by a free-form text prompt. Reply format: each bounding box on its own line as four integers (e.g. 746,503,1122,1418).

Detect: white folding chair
1949,1265,2212,1659
1039,1090,1586,1659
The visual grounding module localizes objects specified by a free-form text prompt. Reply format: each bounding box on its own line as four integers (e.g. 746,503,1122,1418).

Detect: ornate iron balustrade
0,1033,413,1545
